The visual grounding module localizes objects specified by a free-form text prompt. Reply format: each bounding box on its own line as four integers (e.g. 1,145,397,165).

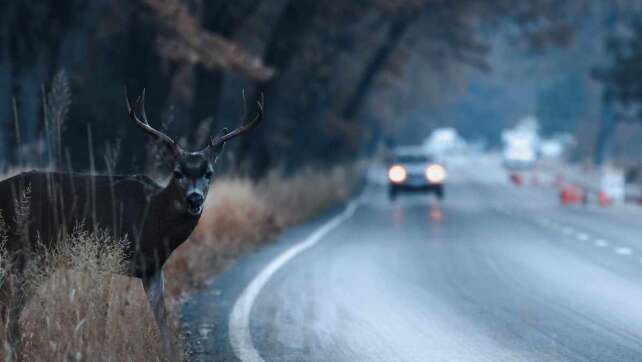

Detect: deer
0,89,262,357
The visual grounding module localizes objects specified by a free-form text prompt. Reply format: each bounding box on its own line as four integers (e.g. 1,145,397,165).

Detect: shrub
0,225,169,361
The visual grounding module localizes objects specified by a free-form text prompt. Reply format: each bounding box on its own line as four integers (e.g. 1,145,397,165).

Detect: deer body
0,89,263,357
0,171,198,279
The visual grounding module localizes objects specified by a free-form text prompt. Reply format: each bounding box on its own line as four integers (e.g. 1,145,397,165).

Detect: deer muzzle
186,192,205,215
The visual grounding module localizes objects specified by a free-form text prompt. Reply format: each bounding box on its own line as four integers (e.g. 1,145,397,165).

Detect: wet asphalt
183,157,642,361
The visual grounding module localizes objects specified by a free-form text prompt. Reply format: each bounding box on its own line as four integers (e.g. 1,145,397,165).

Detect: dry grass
0,225,169,361
165,165,356,299
261,166,355,227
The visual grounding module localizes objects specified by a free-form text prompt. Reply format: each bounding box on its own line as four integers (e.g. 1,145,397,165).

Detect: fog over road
183,156,642,361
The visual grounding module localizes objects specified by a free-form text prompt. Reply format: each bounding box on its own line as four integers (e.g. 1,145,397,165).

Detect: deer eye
173,171,184,180
205,170,213,179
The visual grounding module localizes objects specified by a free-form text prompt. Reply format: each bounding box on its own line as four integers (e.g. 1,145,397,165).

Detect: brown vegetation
164,165,357,300
0,225,172,361
144,0,274,80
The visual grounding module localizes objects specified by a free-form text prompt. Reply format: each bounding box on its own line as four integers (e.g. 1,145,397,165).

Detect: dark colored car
387,147,446,200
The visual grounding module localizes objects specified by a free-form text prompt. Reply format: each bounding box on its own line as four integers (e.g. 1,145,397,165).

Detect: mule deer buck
0,89,262,355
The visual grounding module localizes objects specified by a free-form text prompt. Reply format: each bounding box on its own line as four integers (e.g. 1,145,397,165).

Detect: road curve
183,157,642,361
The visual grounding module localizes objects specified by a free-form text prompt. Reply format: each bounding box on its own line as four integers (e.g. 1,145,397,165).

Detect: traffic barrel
509,172,523,186
560,185,582,205
598,191,612,206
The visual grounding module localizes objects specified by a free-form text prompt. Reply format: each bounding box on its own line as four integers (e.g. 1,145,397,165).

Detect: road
182,156,642,361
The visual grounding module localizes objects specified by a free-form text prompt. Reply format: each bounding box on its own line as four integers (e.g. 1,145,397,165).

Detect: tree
594,7,642,163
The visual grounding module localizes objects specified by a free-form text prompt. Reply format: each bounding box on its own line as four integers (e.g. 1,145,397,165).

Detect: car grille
404,173,428,185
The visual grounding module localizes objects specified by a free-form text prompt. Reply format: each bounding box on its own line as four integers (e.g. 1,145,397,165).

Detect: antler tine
209,93,264,149
126,89,178,152
138,88,150,125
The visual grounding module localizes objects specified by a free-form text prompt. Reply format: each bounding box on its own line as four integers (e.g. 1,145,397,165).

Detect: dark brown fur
0,171,199,280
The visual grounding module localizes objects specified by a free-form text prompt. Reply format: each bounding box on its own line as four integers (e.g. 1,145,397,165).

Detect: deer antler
126,89,179,154
207,92,263,151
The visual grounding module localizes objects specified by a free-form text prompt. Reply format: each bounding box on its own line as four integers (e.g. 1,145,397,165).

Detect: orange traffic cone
598,191,612,206
560,185,585,205
509,173,523,186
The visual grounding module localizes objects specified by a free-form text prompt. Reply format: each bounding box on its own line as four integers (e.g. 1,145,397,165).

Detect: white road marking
615,247,633,256
575,233,589,241
594,239,608,248
228,195,363,362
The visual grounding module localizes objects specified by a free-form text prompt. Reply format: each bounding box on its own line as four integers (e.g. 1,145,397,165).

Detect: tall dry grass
165,165,357,298
0,224,169,361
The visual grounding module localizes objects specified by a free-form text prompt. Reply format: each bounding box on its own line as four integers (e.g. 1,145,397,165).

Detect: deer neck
157,179,200,229
143,180,200,260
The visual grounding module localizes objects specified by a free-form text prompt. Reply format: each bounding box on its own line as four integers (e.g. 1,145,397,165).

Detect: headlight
426,164,446,183
388,165,407,183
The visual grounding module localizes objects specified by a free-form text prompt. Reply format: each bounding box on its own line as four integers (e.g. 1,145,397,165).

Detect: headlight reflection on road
430,204,443,222
392,206,405,227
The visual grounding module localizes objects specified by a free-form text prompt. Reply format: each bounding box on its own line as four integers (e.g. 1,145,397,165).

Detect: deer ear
154,140,178,166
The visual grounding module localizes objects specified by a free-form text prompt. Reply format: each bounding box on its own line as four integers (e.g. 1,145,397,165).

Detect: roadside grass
164,165,357,300
0,224,173,361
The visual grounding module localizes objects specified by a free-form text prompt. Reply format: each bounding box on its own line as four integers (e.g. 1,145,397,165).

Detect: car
387,146,446,201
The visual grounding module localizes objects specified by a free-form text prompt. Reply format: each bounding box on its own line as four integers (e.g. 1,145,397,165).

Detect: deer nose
186,193,204,209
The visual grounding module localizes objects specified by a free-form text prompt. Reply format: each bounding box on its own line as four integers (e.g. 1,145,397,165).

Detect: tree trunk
237,0,322,175
342,11,417,120
593,100,616,165
191,0,265,147
0,13,13,169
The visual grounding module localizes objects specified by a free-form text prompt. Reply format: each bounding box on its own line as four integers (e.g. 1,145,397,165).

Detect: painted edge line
228,194,363,362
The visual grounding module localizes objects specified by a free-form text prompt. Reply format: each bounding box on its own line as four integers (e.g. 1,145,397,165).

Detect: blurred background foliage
2,0,642,174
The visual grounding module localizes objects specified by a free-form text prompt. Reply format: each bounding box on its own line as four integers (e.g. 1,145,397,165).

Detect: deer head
126,89,263,216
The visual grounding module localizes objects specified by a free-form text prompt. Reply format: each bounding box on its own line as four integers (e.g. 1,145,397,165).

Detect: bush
0,225,169,361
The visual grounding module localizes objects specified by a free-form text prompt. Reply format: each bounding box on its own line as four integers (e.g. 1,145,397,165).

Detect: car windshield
395,154,430,163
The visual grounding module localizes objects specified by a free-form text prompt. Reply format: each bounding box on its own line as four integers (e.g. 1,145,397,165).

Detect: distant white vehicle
423,128,467,157
539,139,563,159
540,133,575,160
502,117,540,169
